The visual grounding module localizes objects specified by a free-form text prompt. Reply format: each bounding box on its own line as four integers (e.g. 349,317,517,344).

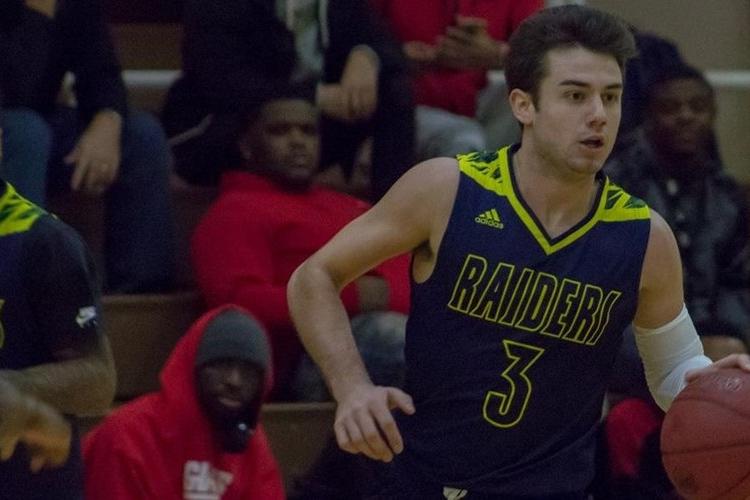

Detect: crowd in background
0,0,748,499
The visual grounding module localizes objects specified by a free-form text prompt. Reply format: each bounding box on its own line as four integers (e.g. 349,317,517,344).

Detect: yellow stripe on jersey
0,183,44,236
457,147,650,255
457,148,512,197
600,182,651,222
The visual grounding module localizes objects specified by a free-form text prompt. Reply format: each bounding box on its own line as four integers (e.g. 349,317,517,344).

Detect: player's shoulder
386,156,460,203
641,208,681,278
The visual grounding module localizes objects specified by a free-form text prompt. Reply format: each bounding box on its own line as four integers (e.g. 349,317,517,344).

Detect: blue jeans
291,311,407,401
0,107,175,293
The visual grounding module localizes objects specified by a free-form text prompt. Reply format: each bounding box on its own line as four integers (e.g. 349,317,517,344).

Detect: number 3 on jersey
483,340,544,428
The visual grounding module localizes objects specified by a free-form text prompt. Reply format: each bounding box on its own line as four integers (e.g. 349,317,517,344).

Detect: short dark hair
505,5,637,102
645,63,713,106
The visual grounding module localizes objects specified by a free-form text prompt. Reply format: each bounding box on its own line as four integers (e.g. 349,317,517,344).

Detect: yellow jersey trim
457,148,650,255
0,183,44,236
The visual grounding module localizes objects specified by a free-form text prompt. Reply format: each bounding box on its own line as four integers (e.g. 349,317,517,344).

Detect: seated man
603,62,750,497
163,0,414,201
83,306,284,500
0,0,174,293
191,92,410,401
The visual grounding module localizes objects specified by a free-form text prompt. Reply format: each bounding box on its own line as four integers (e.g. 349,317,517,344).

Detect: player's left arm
633,211,750,411
0,219,116,415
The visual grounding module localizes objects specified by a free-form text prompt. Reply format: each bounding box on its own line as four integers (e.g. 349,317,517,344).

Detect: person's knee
2,108,53,153
121,111,171,176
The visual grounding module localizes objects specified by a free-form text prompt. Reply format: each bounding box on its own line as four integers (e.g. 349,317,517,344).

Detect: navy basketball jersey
0,182,99,498
399,146,651,495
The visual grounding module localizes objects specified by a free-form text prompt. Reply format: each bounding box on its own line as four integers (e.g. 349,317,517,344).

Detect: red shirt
372,0,542,116
191,171,410,391
84,306,284,500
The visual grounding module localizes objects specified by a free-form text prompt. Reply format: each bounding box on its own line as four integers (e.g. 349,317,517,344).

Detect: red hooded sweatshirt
83,306,284,500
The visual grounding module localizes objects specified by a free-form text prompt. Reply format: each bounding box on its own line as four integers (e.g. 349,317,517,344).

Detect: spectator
84,306,284,500
607,63,750,353
163,0,415,201
190,93,409,401
0,0,175,293
602,62,750,498
0,120,117,497
617,29,686,150
371,0,542,160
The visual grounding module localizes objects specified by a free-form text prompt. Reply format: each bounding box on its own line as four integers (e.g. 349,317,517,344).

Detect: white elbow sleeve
633,305,712,411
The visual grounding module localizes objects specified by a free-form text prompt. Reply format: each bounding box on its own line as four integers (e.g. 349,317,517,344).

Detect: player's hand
339,47,379,122
66,110,122,196
0,378,72,472
22,407,72,473
0,379,27,461
685,353,750,383
333,383,414,462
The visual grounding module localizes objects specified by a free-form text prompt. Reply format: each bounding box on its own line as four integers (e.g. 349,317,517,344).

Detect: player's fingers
354,407,393,462
386,388,415,415
371,402,404,455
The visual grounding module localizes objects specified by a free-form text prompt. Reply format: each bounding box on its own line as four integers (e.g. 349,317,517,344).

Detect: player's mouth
580,136,605,149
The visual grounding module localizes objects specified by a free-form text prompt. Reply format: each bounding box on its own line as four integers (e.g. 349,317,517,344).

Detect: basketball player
0,99,117,498
287,5,750,498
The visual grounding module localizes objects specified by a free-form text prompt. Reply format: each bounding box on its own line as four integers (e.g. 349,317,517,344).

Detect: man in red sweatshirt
191,93,410,401
83,306,284,499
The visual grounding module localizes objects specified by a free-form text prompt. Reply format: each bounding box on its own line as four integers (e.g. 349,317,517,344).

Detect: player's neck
512,149,600,238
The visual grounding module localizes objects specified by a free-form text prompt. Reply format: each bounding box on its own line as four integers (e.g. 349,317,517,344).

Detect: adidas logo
474,208,504,229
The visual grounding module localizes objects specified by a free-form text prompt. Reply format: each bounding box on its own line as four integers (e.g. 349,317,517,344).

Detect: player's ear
509,88,535,126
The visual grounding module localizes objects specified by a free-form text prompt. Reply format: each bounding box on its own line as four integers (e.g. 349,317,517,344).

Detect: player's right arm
287,157,459,462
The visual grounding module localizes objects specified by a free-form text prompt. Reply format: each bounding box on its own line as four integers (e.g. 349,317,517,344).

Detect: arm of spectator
0,378,72,472
0,219,116,416
334,46,380,122
182,0,316,114
62,0,128,121
191,201,363,332
66,109,123,196
327,0,407,78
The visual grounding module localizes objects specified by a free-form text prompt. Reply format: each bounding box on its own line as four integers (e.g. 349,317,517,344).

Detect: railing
121,68,750,90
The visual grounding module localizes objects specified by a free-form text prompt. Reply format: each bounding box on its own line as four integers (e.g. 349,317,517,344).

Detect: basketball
661,368,750,500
